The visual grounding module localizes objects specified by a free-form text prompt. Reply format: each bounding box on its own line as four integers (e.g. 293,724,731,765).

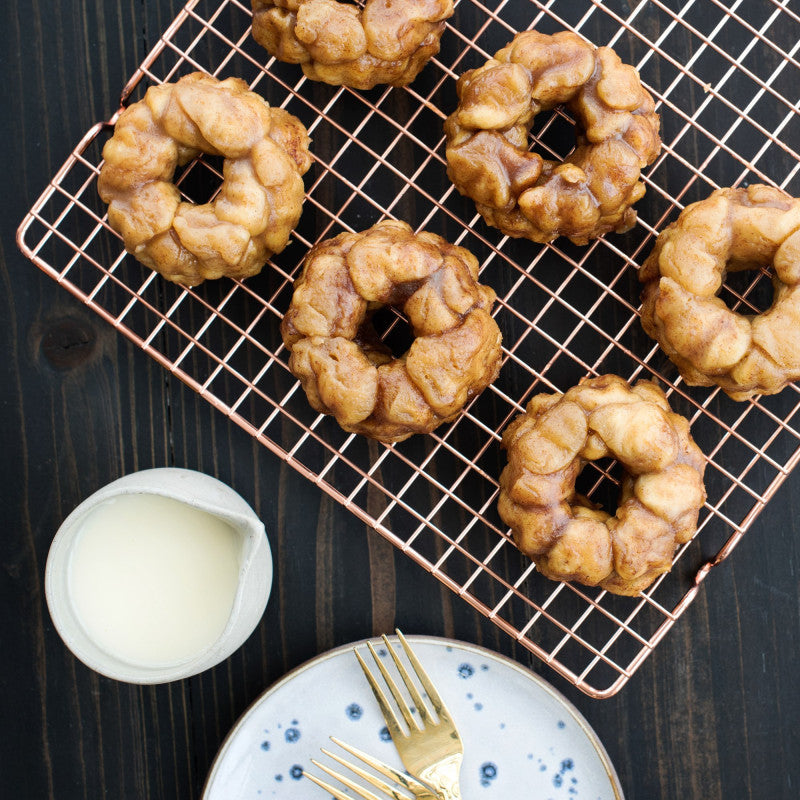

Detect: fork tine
303,768,366,800
382,633,434,726
355,644,421,733
308,757,387,800
374,639,430,729
354,647,408,737
395,630,448,719
307,752,419,800
320,747,415,799
328,737,431,795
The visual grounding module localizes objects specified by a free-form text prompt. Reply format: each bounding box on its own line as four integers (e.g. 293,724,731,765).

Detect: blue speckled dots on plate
202,636,624,799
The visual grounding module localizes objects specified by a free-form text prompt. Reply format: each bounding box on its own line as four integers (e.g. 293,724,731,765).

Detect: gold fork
304,736,438,800
354,631,463,800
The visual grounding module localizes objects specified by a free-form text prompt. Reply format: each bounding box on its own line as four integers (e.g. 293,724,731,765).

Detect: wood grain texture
2,1,800,799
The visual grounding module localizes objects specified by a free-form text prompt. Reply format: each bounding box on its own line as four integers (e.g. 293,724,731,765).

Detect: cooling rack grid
17,0,800,697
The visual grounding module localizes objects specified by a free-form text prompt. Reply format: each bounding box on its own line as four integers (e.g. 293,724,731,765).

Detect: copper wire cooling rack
17,0,800,697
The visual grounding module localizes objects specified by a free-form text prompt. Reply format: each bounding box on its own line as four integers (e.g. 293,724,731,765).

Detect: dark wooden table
3,2,800,798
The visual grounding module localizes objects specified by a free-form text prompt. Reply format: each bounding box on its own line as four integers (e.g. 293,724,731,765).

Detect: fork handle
420,754,463,800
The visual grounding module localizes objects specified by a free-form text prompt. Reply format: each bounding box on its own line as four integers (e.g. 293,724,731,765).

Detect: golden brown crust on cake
251,0,453,89
98,73,312,286
640,185,800,400
281,220,503,442
444,31,661,245
498,374,706,595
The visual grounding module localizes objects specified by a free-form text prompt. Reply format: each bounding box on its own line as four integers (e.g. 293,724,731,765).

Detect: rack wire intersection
17,0,800,697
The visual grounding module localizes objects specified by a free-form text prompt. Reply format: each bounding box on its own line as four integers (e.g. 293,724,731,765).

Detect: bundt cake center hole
574,458,625,517
174,154,225,204
371,305,416,358
528,108,578,163
719,264,775,314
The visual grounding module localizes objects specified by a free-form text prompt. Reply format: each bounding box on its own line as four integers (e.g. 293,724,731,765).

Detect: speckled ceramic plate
202,636,624,799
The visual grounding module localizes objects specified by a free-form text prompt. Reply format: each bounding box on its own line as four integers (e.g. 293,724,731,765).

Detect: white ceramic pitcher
45,467,273,684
